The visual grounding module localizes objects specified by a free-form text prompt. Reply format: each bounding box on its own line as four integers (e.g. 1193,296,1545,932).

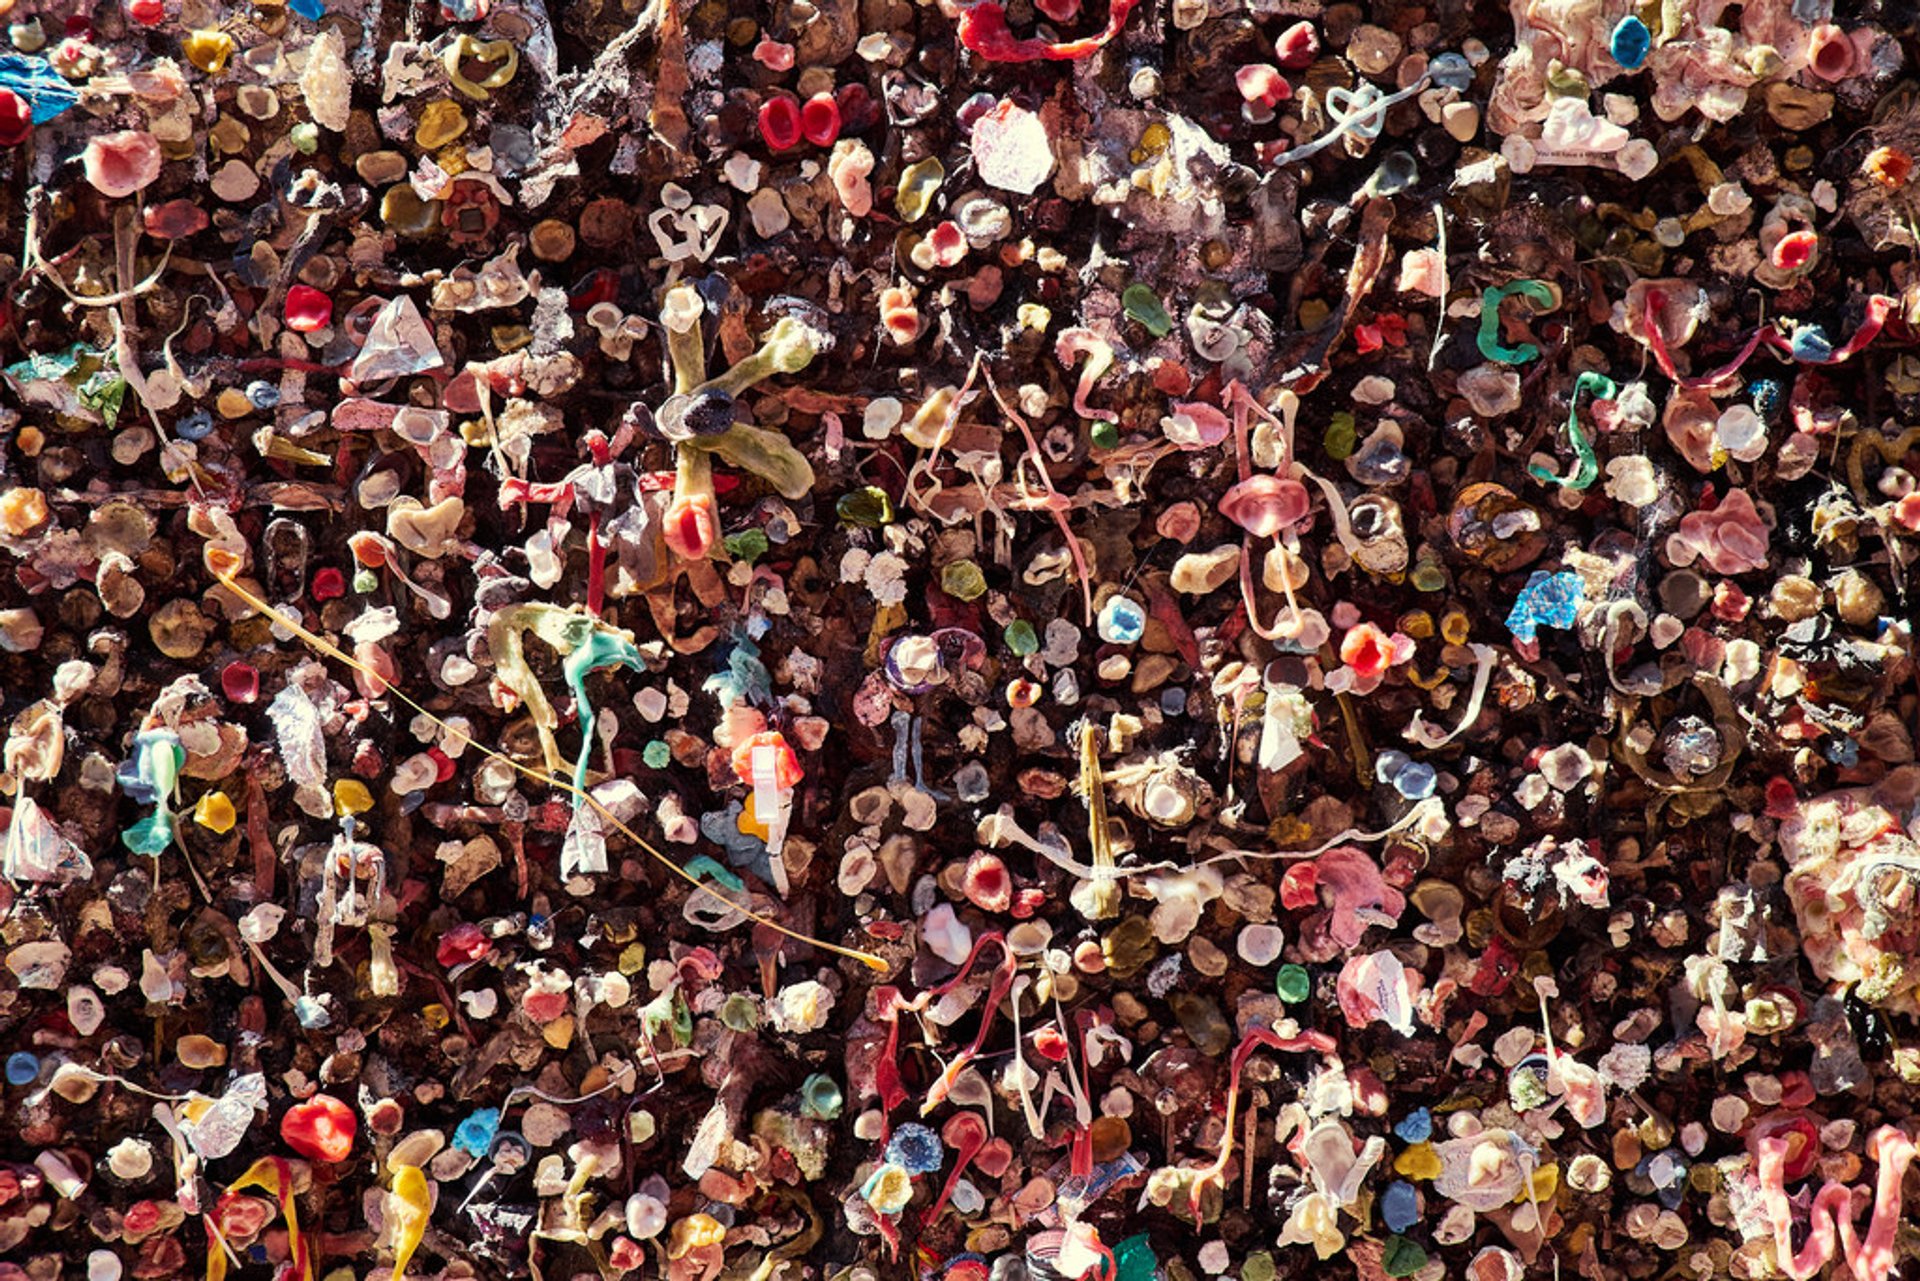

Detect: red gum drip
872,932,1012,1139
922,935,1019,1115
1756,1126,1915,1281
923,1111,988,1224
1189,1026,1338,1218
954,0,1141,62
1069,1007,1099,1178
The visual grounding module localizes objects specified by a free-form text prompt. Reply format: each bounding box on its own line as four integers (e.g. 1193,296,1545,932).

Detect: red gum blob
800,92,841,146
436,921,491,968
1275,21,1320,69
1035,0,1081,20
0,90,31,147
1749,1113,1822,1183
82,130,163,198
662,492,718,560
1235,63,1292,107
963,851,1012,912
310,566,346,601
220,661,259,705
1340,623,1391,682
281,1095,357,1163
758,92,803,151
1773,230,1819,272
1764,776,1801,818
567,267,620,311
347,531,389,568
928,220,968,268
365,1098,404,1137
142,198,209,239
1031,1026,1071,1062
522,986,569,1024
1279,861,1318,910
836,82,876,133
1218,473,1310,537
284,284,333,333
125,0,166,24
352,641,395,699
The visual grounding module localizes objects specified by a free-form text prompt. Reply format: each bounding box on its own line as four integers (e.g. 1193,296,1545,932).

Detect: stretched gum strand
1527,369,1612,490
920,933,1019,1114
1641,288,1895,389
1403,642,1497,747
1756,1124,1915,1281
1427,202,1449,372
988,366,1095,625
1194,797,1440,867
205,556,888,972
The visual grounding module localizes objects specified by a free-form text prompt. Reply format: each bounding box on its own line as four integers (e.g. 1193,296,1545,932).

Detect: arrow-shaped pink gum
1757,1124,1916,1281
923,1111,989,1224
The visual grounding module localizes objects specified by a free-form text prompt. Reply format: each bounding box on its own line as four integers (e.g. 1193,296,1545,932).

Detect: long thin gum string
209,563,887,972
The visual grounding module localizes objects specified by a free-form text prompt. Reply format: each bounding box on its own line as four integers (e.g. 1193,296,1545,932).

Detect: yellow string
209,556,886,971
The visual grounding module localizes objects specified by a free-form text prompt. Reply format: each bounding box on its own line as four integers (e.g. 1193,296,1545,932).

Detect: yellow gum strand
387,1165,430,1281
208,559,886,972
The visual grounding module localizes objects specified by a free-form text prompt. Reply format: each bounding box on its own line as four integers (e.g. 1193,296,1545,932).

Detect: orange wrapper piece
730,731,803,789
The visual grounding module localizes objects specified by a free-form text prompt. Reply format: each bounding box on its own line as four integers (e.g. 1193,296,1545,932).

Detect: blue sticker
0,54,79,124
1610,16,1651,70
1505,571,1584,644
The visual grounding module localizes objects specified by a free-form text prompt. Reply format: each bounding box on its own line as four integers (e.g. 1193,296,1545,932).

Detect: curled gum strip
1268,78,1430,168
205,555,887,972
1403,643,1497,748
1529,370,1613,491
1600,600,1649,696
1227,385,1306,640
1054,327,1119,422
